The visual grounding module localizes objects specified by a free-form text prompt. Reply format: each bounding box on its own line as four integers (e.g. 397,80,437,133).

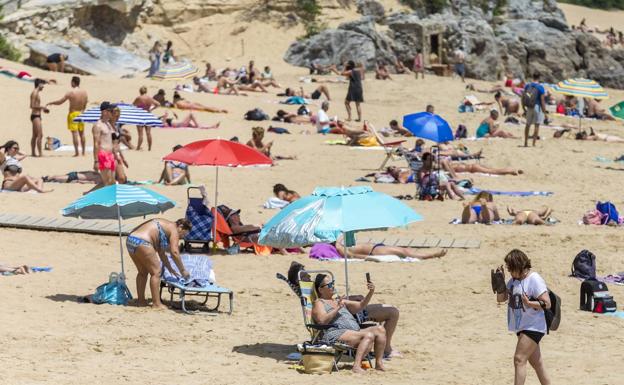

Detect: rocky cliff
284,0,624,88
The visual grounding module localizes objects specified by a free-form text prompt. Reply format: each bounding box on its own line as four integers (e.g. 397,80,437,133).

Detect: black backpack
244,108,268,121
580,278,617,313
571,250,597,280
521,84,539,110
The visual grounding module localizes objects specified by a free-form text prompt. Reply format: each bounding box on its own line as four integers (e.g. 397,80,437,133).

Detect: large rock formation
284,0,624,88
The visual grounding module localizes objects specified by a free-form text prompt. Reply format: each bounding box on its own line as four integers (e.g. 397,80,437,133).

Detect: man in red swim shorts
92,102,117,186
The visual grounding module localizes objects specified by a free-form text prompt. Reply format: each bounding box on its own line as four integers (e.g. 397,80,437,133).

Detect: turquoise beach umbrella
62,184,175,278
259,186,423,294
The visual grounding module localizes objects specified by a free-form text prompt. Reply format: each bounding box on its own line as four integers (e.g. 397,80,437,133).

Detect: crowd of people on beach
2,37,623,382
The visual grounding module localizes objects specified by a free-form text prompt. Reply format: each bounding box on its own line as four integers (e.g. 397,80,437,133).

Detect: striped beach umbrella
73,103,163,127
551,78,609,99
62,184,175,278
609,101,624,120
152,61,198,80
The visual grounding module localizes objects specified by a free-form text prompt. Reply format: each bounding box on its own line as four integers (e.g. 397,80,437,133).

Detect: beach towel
449,218,559,225
600,273,624,285
365,255,420,263
264,197,290,209
282,96,307,105
466,187,553,197
309,243,342,260
603,311,624,319
324,139,348,145
1,266,52,275
54,145,128,152
162,254,215,287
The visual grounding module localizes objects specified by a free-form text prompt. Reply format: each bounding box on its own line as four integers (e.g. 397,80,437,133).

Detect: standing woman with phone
493,249,551,385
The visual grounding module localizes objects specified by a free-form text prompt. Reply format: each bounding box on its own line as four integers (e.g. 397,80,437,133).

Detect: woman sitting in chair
312,273,387,373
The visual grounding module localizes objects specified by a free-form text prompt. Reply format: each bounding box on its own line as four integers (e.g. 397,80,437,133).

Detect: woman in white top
495,249,551,385
1,141,51,193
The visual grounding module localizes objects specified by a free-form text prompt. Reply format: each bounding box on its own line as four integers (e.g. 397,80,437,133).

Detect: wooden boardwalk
0,213,133,236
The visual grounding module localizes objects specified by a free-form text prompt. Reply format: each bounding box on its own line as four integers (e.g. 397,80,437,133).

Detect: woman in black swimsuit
333,235,447,260
343,60,364,122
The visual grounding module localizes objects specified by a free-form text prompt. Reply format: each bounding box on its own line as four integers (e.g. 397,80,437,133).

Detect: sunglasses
11,146,19,150
321,281,335,289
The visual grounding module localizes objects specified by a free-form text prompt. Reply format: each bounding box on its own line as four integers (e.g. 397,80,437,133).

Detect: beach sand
2,4,624,384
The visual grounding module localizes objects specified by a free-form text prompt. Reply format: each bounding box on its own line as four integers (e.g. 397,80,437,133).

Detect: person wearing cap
29,79,49,157
92,102,117,187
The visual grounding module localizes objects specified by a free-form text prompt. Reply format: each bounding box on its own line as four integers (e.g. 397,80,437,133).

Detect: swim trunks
30,114,41,122
311,89,322,100
67,111,84,132
97,150,116,171
66,171,79,183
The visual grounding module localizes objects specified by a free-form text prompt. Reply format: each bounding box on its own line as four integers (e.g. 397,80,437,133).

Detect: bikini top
167,161,188,170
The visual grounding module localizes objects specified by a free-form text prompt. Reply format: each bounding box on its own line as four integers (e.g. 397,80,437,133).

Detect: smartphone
366,272,371,283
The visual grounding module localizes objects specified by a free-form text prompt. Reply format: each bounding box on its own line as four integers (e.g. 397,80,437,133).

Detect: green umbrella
610,101,624,120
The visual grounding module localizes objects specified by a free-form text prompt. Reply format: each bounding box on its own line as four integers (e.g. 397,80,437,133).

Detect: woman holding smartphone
494,249,551,385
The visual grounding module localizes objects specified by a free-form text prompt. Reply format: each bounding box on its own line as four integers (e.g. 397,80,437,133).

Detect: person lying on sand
173,92,227,113
507,206,553,225
280,85,331,101
126,218,192,309
288,261,403,358
335,238,447,260
273,183,300,202
43,171,101,184
574,128,624,143
274,110,313,125
461,191,500,224
158,145,191,186
312,273,387,373
160,111,220,129
476,110,515,138
0,264,31,274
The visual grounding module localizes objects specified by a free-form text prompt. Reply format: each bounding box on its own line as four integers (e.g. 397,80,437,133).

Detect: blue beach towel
162,254,213,287
282,96,307,105
466,187,553,197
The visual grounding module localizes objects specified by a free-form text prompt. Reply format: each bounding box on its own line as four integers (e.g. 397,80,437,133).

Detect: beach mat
467,187,553,197
0,213,133,236
359,236,480,249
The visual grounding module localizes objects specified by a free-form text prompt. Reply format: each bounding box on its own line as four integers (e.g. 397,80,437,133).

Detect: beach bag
571,249,596,280
92,273,132,305
521,84,539,110
358,136,379,147
596,201,619,224
297,105,310,115
45,137,61,150
582,209,605,225
455,124,467,139
244,108,268,121
301,344,334,374
545,290,561,333
580,278,617,313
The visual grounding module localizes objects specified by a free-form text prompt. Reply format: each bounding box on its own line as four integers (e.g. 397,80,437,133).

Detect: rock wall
284,0,624,88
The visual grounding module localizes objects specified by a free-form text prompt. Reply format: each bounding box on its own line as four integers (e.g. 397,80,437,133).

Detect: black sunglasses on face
321,281,335,289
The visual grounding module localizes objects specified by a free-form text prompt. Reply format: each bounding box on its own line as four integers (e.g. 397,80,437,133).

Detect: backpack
297,105,310,116
596,201,619,224
521,84,539,110
571,249,597,280
244,108,268,121
545,290,561,333
580,278,617,313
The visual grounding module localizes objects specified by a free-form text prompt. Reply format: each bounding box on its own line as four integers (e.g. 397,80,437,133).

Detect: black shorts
46,53,62,63
517,330,544,344
311,89,321,100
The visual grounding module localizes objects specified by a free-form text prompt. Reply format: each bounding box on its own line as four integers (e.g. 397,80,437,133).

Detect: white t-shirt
506,272,548,333
316,109,330,132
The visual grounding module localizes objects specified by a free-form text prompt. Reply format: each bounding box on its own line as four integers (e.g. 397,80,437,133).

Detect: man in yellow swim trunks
47,76,88,156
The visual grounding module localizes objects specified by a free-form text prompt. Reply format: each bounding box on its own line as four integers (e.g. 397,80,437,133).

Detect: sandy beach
2,3,624,384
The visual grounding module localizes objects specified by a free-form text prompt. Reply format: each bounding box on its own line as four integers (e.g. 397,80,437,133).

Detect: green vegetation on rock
0,6,21,61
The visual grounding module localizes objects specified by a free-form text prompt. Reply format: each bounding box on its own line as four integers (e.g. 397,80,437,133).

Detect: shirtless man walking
47,76,88,156
132,86,160,151
29,79,49,157
93,102,117,186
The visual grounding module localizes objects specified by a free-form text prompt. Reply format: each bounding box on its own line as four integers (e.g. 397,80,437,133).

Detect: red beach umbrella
163,139,272,247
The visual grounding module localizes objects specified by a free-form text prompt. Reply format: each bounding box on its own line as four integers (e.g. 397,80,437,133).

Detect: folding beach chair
276,269,372,371
366,122,406,170
212,206,269,255
159,280,233,315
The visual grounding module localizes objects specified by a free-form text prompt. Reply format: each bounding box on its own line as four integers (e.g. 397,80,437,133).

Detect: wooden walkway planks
0,214,134,236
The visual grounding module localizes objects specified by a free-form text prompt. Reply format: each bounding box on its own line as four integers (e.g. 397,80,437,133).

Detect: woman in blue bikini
126,218,192,308
461,191,501,224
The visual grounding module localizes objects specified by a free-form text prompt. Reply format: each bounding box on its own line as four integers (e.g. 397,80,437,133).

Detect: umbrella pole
343,231,350,297
212,166,219,253
116,204,125,279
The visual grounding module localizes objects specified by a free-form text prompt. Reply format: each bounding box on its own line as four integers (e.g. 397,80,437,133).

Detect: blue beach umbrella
402,112,454,143
62,184,175,277
73,103,163,127
259,186,422,294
